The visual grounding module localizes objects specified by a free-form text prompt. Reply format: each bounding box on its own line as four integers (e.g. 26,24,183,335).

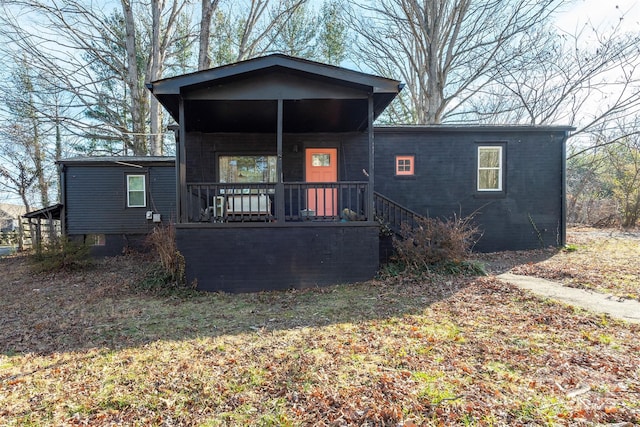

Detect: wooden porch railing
186,182,369,223
373,191,424,235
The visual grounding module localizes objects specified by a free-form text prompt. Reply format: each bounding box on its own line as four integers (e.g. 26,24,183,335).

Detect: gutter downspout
561,132,568,246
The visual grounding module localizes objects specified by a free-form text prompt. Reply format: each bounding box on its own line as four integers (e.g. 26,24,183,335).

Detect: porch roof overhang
23,203,63,220
147,54,403,133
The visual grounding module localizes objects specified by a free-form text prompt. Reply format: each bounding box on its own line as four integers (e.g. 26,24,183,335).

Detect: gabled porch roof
147,54,403,133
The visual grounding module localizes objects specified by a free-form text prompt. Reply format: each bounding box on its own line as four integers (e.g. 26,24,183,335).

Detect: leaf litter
0,228,639,425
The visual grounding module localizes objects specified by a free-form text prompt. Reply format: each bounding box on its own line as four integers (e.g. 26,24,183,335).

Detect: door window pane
311,153,331,167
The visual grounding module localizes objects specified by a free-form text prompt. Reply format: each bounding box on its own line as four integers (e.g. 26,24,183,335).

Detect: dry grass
1,229,639,426
507,227,640,301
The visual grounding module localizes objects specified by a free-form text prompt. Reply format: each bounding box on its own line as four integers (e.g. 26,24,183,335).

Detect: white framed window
477,146,503,191
127,174,146,207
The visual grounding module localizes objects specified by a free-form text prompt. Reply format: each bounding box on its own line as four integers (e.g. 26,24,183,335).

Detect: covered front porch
188,181,369,223
148,54,402,291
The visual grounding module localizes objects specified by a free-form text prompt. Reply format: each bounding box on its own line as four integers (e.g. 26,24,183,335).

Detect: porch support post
178,95,187,223
560,131,567,246
275,98,285,220
367,94,374,221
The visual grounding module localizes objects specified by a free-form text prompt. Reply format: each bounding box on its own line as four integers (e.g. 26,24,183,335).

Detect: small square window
395,155,415,176
127,174,146,207
86,234,105,246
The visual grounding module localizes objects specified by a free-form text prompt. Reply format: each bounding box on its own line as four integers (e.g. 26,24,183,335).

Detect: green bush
31,238,92,272
0,231,19,246
391,214,482,275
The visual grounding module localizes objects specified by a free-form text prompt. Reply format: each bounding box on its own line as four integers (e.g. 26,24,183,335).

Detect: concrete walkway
497,273,640,324
0,246,14,257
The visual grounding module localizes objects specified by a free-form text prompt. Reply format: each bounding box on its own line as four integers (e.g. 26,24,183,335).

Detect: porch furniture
226,194,271,216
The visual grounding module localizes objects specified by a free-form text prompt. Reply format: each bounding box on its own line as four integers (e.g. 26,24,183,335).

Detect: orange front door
305,148,338,217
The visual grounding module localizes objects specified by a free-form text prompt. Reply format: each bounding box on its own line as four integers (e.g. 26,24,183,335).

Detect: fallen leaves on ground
1,228,639,425
503,227,640,301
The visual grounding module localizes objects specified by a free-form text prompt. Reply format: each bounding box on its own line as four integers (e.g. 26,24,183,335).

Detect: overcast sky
556,0,640,33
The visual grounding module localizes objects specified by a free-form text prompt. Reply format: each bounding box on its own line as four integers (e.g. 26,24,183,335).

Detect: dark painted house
146,54,402,293
59,54,572,292
58,157,175,256
373,126,570,252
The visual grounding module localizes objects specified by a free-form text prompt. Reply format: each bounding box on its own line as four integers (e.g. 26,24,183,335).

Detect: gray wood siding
63,164,176,234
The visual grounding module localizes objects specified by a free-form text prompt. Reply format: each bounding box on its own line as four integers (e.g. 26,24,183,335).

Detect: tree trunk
121,0,147,155
198,0,220,70
149,0,164,156
55,100,62,198
32,124,49,207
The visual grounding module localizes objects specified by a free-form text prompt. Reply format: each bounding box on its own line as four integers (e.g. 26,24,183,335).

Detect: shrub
0,231,19,246
145,223,186,287
31,238,92,272
392,214,481,274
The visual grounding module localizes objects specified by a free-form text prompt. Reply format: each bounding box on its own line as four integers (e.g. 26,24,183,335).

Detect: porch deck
179,181,380,292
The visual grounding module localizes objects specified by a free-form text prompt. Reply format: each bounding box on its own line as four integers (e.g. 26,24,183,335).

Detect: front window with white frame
477,146,503,191
127,174,146,207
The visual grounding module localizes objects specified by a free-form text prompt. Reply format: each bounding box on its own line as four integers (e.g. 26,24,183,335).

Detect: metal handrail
373,191,425,235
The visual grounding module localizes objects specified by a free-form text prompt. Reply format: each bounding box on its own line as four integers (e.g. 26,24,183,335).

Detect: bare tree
0,0,320,160
147,0,187,155
119,0,187,155
198,0,222,70
472,13,640,228
469,22,640,134
0,133,37,212
605,134,640,227
348,0,564,124
0,1,186,156
8,59,49,207
120,0,147,155
0,59,63,210
1,2,141,154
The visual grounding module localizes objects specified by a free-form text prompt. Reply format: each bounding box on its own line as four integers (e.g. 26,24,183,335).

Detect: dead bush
145,223,185,286
392,214,481,273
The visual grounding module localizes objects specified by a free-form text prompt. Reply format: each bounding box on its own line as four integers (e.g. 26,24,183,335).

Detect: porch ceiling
183,98,394,133
148,54,402,133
